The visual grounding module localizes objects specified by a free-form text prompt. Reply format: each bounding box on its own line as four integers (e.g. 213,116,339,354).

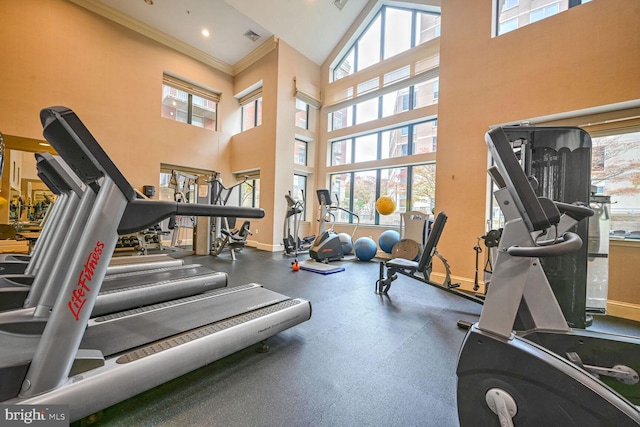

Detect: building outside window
329,163,435,226
294,139,307,166
241,97,262,131
240,178,260,208
295,99,309,129
161,74,218,131
495,0,591,36
293,174,308,220
591,130,640,233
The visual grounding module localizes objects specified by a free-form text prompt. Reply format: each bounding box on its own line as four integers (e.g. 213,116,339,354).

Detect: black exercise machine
456,126,640,426
282,191,315,256
209,173,253,260
375,211,484,304
309,189,358,263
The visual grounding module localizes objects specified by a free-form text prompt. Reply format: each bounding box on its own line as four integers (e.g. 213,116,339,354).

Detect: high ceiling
80,0,371,68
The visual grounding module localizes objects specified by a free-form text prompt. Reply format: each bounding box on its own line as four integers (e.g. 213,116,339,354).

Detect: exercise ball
354,237,377,262
376,196,396,216
378,230,400,254
338,232,353,255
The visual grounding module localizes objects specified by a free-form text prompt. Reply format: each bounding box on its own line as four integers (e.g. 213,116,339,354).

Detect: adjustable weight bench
376,211,484,304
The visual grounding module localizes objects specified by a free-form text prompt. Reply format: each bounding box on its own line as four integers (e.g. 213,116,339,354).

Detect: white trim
68,0,234,75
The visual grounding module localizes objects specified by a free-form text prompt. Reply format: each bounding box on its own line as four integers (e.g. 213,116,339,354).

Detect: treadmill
0,154,227,314
0,153,183,276
0,106,312,423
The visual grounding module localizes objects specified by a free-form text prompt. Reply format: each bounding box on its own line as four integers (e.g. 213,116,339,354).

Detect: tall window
591,131,640,233
295,99,309,129
294,138,307,166
495,0,592,36
330,79,439,131
329,163,435,226
240,178,260,208
330,119,437,166
161,74,219,131
293,174,307,220
332,6,441,82
241,97,262,131
326,4,440,227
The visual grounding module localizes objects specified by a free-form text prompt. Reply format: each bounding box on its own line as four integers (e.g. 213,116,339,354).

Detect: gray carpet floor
74,248,640,427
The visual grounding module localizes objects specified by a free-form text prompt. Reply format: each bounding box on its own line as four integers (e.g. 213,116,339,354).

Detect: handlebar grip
554,201,594,221
507,232,582,258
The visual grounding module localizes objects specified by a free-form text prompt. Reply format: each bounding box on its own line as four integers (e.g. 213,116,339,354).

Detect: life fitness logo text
67,241,104,321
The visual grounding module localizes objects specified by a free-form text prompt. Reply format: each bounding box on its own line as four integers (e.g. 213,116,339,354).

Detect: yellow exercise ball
376,196,396,215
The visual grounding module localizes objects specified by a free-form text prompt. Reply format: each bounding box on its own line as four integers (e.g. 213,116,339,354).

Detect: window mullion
407,166,414,211
375,169,382,225
408,123,414,155
349,172,355,221
254,100,259,127
350,137,356,164
187,94,193,124
410,10,417,49
380,6,386,62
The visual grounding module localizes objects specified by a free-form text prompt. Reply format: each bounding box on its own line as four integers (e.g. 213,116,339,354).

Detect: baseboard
429,272,487,294
250,241,281,252
606,300,640,322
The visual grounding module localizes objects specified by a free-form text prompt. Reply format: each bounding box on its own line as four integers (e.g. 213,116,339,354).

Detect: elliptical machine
457,126,640,426
283,191,315,256
309,189,358,263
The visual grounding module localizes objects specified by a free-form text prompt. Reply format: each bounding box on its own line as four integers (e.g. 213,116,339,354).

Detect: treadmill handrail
118,199,265,235
35,153,83,196
507,231,583,258
40,107,136,202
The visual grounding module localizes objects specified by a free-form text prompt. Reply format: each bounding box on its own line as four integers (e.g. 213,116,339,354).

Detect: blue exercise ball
338,233,353,255
354,237,377,262
378,230,400,254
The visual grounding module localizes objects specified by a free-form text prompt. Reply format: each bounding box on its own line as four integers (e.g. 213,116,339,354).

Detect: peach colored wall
436,0,640,286
272,41,321,245
231,49,279,246
230,41,321,249
0,0,235,195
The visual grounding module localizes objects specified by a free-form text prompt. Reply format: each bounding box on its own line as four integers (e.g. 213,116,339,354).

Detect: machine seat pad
386,258,419,273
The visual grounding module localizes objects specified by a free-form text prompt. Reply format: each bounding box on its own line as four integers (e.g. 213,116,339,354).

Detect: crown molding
232,36,279,76
68,0,234,75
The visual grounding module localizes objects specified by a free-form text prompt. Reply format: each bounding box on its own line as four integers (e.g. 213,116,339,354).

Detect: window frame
239,178,260,208
330,118,438,166
241,97,263,132
331,6,441,82
329,162,435,226
295,99,310,130
293,174,308,221
294,138,308,166
495,0,592,37
161,74,219,131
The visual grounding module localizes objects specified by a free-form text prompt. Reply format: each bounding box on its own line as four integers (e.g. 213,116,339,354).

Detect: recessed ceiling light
202,29,210,37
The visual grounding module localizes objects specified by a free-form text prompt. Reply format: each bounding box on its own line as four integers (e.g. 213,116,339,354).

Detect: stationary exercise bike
456,126,640,426
282,191,315,256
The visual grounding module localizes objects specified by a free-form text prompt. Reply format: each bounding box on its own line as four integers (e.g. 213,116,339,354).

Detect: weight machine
209,172,254,260
456,126,640,426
